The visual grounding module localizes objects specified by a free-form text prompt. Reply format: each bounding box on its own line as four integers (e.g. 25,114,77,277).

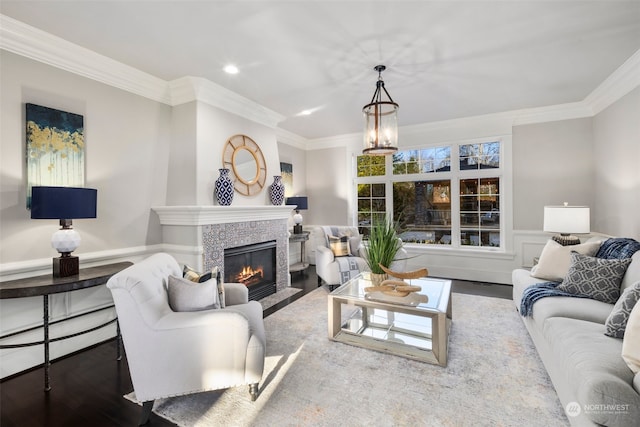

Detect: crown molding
306,101,593,150
584,48,640,115
510,102,594,126
1,14,285,129
0,14,171,104
275,127,309,149
2,14,638,144
169,76,285,129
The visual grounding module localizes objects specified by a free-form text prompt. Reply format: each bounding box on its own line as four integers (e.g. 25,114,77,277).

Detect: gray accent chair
107,253,266,425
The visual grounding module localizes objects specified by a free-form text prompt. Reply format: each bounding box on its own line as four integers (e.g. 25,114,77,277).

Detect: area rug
126,287,568,426
257,287,302,311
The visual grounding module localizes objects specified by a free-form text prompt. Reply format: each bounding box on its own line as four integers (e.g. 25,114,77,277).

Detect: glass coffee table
328,272,452,366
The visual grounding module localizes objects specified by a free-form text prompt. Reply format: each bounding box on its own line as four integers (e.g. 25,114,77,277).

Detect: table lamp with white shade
543,203,590,246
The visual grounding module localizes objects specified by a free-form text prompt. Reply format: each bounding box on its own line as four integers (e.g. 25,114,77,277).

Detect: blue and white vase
214,168,234,206
269,175,285,205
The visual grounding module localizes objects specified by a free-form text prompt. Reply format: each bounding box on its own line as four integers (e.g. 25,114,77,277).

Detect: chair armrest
316,245,335,264
153,308,250,331
224,282,248,306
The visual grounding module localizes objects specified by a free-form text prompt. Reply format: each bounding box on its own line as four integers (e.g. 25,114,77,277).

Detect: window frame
354,136,507,251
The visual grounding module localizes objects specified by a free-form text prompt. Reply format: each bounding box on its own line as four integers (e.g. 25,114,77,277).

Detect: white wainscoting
0,245,164,379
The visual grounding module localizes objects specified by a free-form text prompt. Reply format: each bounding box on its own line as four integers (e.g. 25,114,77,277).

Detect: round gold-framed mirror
222,134,267,196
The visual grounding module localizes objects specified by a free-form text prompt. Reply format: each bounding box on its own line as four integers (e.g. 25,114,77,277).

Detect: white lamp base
51,228,81,253
51,228,81,277
293,212,303,234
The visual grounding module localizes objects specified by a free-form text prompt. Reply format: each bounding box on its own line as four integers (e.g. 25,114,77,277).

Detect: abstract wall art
26,103,85,208
280,162,293,197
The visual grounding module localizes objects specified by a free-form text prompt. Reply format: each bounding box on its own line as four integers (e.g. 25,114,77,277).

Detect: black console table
0,262,132,391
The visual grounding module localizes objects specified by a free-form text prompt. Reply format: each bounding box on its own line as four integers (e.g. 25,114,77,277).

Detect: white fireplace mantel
152,205,294,226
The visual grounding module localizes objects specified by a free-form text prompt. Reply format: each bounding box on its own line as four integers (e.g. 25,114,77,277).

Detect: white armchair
106,253,266,425
315,226,409,289
315,226,370,289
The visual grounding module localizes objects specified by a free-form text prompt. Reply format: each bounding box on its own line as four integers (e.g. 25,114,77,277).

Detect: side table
0,261,132,391
289,231,310,275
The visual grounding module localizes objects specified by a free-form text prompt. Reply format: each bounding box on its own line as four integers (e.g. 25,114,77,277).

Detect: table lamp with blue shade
285,196,308,234
30,186,97,277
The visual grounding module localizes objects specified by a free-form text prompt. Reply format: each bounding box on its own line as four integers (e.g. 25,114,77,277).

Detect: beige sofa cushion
622,302,640,374
621,251,640,293
530,239,601,282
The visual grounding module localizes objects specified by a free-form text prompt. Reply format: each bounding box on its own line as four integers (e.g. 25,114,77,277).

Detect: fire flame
235,265,264,284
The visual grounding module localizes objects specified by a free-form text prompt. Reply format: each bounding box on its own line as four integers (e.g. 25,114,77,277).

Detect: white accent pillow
349,235,362,257
622,301,640,374
168,275,220,312
530,239,601,282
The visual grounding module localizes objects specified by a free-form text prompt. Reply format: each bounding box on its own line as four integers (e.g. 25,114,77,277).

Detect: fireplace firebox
224,240,277,301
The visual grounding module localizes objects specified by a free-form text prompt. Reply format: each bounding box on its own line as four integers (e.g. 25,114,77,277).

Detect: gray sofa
512,244,640,427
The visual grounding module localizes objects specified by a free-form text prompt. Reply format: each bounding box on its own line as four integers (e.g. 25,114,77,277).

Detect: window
460,177,500,247
393,147,451,175
459,141,499,170
393,180,451,244
357,155,386,177
357,183,386,237
355,140,502,249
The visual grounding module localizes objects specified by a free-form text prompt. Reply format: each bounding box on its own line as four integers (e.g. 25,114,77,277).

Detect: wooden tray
364,291,428,307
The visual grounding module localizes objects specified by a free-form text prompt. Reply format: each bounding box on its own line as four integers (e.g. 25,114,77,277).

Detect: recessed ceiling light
299,110,312,116
224,64,239,75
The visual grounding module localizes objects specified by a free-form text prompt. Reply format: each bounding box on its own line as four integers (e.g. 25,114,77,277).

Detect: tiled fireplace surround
152,206,293,292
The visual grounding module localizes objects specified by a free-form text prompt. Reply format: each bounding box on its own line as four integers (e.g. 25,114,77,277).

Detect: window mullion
451,178,461,248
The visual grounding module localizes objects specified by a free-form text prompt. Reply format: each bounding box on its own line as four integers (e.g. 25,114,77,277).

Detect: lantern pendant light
362,65,399,155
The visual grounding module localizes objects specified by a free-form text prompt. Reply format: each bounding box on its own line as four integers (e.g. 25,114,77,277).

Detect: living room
1,2,640,426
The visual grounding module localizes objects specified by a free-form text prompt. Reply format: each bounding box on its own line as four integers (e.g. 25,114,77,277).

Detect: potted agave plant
363,216,403,285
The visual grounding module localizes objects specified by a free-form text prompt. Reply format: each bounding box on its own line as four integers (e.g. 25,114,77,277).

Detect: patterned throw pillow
329,235,351,257
605,282,640,338
168,275,220,312
212,266,225,308
557,252,632,304
183,264,213,283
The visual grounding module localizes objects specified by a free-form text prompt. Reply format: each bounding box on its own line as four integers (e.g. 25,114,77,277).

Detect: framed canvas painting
26,103,85,208
280,162,293,198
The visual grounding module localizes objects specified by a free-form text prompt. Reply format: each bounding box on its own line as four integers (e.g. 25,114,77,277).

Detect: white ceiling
2,1,640,140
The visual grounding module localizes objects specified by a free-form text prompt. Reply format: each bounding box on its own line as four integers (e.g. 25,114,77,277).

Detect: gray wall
0,51,172,265
512,118,594,230
166,102,198,205
592,86,640,239
304,146,351,226
277,142,307,197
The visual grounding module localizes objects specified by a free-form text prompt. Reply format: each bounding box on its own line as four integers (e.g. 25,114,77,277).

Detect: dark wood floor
0,266,511,427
